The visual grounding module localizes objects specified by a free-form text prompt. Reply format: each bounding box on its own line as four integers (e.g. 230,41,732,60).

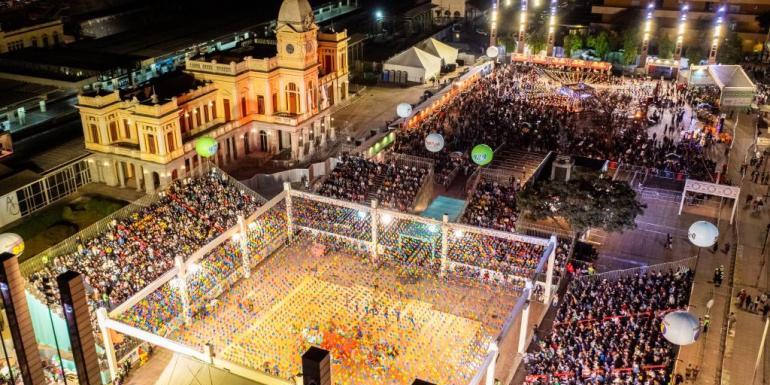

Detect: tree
517,176,646,234
717,30,744,64
587,31,611,60
657,32,675,59
527,25,548,55
563,34,583,58
621,27,640,65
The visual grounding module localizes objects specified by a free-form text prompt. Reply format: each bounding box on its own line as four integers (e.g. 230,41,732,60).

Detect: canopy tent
383,47,442,84
688,65,756,108
416,38,459,66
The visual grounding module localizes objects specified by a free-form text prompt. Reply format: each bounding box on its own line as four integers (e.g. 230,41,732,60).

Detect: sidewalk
674,110,770,385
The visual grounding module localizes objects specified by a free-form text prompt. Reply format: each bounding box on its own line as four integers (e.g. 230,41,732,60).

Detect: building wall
0,20,64,53
76,19,349,194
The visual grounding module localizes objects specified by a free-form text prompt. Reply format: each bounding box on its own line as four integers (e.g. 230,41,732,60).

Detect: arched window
285,82,300,115
454,11,461,18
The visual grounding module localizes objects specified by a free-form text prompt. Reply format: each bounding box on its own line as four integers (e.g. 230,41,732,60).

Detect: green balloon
471,144,494,166
195,136,219,158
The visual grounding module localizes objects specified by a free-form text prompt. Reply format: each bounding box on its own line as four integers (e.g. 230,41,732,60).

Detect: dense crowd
525,268,694,385
462,178,521,232
317,155,429,211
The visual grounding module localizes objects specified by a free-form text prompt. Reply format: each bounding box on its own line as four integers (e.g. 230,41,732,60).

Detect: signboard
684,179,740,199
510,54,612,71
0,191,21,227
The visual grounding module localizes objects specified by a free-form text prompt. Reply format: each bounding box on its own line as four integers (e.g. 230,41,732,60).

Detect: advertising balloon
661,311,701,346
471,144,494,166
486,46,499,58
0,233,24,257
396,103,413,118
195,136,219,158
688,221,719,248
425,133,445,153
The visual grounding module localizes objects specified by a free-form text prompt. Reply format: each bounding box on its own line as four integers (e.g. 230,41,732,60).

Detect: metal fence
1,158,92,228
577,257,698,282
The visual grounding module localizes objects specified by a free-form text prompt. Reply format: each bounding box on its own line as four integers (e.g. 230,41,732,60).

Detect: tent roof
416,38,458,62
154,353,265,385
385,47,442,70
708,65,755,89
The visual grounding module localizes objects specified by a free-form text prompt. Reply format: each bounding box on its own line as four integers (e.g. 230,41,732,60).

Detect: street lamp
490,0,499,47
708,5,727,64
546,0,558,56
517,0,529,54
639,1,655,68
674,3,689,63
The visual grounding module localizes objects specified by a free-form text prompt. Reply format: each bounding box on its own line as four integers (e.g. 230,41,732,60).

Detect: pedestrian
728,312,737,330
666,233,673,249
712,241,719,253
723,242,731,254
685,364,693,381
675,373,684,385
702,314,711,333
763,303,770,319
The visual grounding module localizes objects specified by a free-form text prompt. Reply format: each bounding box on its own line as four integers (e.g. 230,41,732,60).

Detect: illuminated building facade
76,0,349,194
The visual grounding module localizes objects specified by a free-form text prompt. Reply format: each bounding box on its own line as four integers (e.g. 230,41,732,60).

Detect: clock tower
276,0,318,70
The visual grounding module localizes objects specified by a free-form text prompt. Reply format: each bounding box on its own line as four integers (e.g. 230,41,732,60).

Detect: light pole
517,0,529,54
639,1,655,69
708,5,727,64
546,0,558,56
490,0,499,47
0,309,14,385
673,4,689,63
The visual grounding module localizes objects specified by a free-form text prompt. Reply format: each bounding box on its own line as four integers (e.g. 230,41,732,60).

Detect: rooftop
197,43,278,64
119,70,208,105
0,47,142,81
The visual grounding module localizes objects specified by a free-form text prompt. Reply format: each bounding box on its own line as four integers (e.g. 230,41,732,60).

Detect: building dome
277,0,315,32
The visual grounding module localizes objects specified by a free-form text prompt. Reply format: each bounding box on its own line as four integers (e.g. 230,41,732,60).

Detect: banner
0,191,21,227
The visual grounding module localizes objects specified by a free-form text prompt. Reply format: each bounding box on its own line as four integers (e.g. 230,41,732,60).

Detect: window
30,37,37,48
179,116,187,133
89,124,99,144
42,35,49,48
324,55,333,73
241,96,248,117
195,108,201,126
211,103,217,119
52,32,59,45
285,83,299,114
7,40,23,51
123,119,131,138
166,131,175,153
109,121,118,141
257,95,265,115
147,134,157,154
204,105,210,123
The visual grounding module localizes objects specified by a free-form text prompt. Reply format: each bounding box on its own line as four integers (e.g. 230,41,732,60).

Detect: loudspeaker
412,380,436,385
301,346,330,385
57,271,101,385
0,252,45,385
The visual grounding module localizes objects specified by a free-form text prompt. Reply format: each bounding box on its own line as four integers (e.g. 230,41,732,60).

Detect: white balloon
486,46,499,58
662,311,701,345
396,103,413,118
0,233,24,256
425,133,445,152
688,221,719,248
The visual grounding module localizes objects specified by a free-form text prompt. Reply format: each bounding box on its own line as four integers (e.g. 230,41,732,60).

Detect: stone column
485,342,499,385
290,131,300,161
117,161,126,188
135,164,144,192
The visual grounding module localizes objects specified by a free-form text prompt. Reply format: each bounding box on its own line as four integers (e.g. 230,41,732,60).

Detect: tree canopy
621,28,640,65
656,32,675,59
586,31,611,60
717,31,744,64
518,176,646,234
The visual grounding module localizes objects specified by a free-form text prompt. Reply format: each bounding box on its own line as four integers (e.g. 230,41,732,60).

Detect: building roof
709,65,755,89
416,38,458,62
277,0,315,32
119,71,207,105
200,43,278,63
403,2,438,18
0,8,59,32
385,47,442,71
0,47,142,81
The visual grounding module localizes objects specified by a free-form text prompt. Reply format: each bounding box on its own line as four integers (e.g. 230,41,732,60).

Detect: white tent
416,38,459,66
688,65,756,108
154,353,263,385
383,47,442,84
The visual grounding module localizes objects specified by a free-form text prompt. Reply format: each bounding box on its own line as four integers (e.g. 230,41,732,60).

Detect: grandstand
20,168,560,385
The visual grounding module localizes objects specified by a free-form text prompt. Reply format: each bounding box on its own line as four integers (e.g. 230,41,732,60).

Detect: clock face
286,44,295,54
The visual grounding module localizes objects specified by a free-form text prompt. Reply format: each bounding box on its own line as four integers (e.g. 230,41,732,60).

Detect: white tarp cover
416,38,459,66
383,47,442,83
688,65,756,107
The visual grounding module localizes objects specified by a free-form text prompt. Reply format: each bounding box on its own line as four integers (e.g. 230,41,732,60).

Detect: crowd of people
462,178,521,232
524,268,694,385
317,155,429,211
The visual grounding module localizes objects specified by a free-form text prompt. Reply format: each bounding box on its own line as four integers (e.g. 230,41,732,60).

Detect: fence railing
384,152,435,172
577,257,698,281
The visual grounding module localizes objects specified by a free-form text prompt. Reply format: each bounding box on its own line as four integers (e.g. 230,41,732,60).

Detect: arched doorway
152,172,161,190
285,83,299,114
243,134,251,154
259,130,268,152
171,169,178,180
